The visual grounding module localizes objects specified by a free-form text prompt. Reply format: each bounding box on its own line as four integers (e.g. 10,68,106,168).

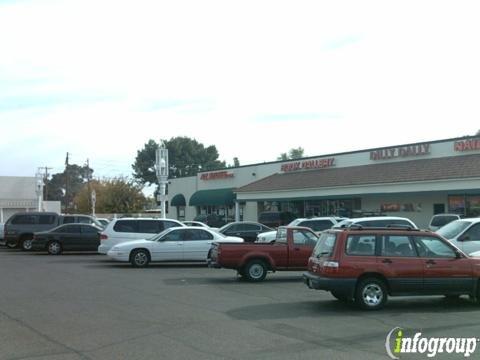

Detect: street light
155,142,169,219
35,172,43,211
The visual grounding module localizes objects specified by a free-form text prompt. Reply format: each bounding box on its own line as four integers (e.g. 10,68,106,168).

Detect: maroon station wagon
303,227,480,310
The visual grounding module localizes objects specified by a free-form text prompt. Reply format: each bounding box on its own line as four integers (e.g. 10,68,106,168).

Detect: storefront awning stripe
170,194,186,206
189,188,236,206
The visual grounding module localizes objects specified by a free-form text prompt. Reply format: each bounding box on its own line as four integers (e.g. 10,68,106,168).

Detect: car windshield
288,219,302,226
437,220,472,239
312,232,336,257
149,228,173,241
430,215,459,227
219,224,231,232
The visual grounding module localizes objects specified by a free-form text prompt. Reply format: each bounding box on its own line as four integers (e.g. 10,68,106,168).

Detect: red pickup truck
208,226,318,281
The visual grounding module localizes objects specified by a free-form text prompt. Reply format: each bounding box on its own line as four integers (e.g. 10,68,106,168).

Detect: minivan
98,218,185,254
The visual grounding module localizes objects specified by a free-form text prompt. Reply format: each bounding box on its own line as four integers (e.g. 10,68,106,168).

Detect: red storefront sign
281,158,335,172
370,144,430,161
200,171,234,181
454,138,480,152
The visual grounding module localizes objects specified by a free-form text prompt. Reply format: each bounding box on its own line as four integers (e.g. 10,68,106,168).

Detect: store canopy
170,194,186,206
189,188,236,206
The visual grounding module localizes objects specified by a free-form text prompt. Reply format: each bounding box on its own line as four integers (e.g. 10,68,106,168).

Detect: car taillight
100,234,108,241
322,261,339,274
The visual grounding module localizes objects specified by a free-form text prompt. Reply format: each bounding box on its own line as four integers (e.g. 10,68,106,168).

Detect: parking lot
2,247,480,360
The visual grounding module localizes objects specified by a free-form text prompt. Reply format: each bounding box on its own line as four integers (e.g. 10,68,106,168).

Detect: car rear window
430,215,459,227
11,215,36,225
113,220,138,233
346,235,376,256
312,232,337,257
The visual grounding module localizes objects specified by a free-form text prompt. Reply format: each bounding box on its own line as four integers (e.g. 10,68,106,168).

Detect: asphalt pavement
1,247,480,360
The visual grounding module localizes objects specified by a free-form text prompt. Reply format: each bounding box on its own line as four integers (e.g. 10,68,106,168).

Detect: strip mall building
167,136,480,228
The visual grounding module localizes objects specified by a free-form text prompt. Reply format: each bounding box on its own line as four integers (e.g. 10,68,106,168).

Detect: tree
233,157,240,167
132,137,226,184
74,178,146,213
45,164,93,211
277,147,305,160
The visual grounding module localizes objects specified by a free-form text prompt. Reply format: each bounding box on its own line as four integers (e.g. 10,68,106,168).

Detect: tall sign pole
35,172,44,211
155,142,169,219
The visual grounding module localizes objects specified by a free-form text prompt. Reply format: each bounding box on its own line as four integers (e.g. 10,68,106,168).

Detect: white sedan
107,226,243,267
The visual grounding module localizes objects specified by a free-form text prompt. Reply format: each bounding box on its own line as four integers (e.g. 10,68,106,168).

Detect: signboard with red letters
200,171,234,181
454,138,480,152
281,158,335,172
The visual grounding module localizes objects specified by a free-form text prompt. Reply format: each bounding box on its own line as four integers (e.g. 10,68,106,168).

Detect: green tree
74,178,146,213
132,137,226,184
45,164,93,211
233,157,240,167
277,147,305,160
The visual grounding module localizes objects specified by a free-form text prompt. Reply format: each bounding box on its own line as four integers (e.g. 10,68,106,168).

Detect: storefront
167,136,480,228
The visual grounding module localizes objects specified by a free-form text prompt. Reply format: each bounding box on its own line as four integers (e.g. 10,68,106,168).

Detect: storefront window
448,195,480,217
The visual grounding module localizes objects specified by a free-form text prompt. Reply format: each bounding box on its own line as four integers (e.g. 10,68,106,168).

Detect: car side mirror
455,250,463,259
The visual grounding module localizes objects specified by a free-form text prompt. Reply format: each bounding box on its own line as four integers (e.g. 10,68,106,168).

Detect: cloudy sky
1,0,479,184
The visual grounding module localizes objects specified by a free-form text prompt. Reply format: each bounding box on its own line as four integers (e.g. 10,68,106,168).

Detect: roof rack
346,224,418,231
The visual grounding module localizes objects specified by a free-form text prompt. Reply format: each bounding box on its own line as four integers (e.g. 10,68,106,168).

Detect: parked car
98,218,185,254
333,216,418,229
303,227,477,310
258,211,296,228
193,214,226,228
31,224,103,255
4,212,104,250
107,226,243,267
208,226,319,281
256,217,338,243
428,213,462,231
61,214,104,228
95,218,111,227
436,218,480,255
218,221,273,242
4,212,62,250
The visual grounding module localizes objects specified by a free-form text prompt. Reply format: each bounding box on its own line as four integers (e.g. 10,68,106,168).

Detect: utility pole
65,152,69,213
39,166,52,200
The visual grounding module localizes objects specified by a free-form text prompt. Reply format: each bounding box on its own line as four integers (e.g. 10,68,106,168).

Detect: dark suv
303,227,480,310
4,212,103,250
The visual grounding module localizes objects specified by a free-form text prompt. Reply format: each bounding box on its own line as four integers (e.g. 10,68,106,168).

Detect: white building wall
360,193,448,229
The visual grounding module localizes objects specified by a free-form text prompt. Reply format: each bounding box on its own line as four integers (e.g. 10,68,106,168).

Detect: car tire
331,291,349,302
130,249,150,268
47,241,62,255
21,237,34,251
243,259,267,282
355,278,387,310
5,240,17,249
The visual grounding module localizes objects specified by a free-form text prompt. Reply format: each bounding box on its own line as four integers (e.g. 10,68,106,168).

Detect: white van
98,218,185,254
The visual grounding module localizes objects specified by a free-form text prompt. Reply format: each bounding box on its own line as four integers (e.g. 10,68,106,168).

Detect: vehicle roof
327,227,431,234
451,217,480,223
112,217,182,221
341,216,413,221
292,217,337,222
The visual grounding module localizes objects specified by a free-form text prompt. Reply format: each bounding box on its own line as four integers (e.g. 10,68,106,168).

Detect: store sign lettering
370,144,430,161
281,158,335,172
200,171,234,181
454,138,480,152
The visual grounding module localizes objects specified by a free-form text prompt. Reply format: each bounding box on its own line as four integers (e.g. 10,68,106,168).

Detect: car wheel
22,238,33,251
47,241,62,255
331,291,349,302
5,240,17,249
244,259,267,282
355,278,387,310
130,249,150,268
